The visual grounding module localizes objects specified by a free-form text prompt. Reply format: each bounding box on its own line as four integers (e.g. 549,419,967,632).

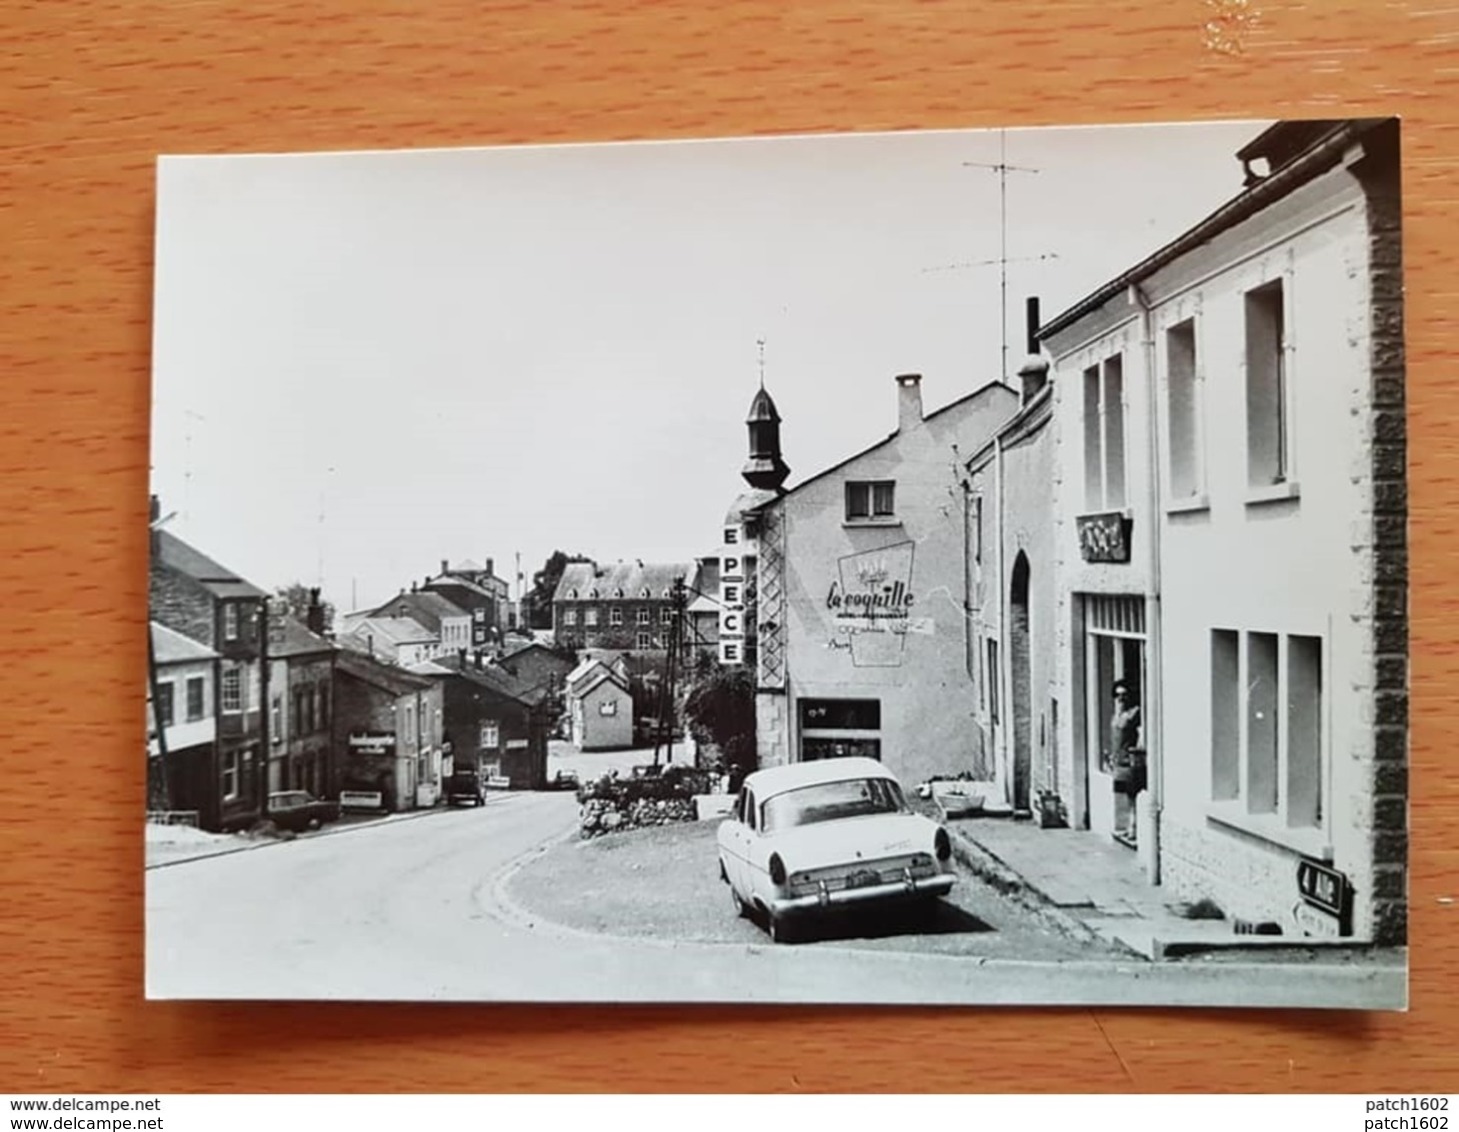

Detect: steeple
741,385,789,492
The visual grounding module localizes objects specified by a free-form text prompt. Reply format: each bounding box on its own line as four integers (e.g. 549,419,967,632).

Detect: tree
681,664,756,782
274,583,335,635
524,550,591,629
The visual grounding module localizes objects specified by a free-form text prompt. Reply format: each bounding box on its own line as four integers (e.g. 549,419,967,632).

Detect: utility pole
653,576,688,767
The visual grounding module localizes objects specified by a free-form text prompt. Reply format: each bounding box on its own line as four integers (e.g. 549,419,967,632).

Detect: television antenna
945,131,1045,379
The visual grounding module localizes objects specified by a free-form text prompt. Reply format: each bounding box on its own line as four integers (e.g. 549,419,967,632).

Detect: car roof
743,757,897,800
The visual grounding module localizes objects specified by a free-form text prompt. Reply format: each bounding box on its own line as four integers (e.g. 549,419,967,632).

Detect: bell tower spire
741,341,789,492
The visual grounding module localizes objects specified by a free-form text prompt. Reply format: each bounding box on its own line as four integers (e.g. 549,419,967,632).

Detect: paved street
147,794,1405,1007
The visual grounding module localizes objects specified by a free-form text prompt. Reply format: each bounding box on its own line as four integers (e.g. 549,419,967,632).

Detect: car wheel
730,885,748,919
307,816,322,831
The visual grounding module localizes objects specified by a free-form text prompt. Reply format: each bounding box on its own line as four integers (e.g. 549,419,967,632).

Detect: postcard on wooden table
144,117,1407,1008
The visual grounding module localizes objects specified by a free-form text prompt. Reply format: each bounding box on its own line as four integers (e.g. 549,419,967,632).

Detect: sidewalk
944,815,1386,961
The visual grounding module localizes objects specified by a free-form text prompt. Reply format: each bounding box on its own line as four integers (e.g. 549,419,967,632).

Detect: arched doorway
1009,552,1032,815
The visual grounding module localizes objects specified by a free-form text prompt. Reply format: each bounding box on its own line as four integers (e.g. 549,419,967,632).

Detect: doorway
1009,552,1032,815
1079,594,1147,844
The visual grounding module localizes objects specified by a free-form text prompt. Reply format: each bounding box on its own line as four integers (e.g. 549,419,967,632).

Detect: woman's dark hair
1112,679,1132,698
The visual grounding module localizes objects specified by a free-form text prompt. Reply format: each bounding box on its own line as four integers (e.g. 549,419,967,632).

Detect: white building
1041,118,1405,944
743,374,1018,786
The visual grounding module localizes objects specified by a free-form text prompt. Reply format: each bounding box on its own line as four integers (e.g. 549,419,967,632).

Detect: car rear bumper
768,872,955,916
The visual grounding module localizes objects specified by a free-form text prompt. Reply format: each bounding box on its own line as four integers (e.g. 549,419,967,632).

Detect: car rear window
761,777,906,832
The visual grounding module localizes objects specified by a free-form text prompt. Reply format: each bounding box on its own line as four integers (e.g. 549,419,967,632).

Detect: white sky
151,119,1269,613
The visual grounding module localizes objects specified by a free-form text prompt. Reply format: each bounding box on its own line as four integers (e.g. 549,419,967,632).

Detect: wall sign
348,731,395,754
1296,858,1352,936
1077,511,1132,564
825,541,930,667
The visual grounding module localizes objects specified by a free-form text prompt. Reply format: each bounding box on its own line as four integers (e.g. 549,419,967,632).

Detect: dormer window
613,588,623,600
640,587,650,599
566,588,578,600
588,588,599,599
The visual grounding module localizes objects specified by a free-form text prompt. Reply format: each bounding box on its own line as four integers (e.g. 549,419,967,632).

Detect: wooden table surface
2,0,1457,1095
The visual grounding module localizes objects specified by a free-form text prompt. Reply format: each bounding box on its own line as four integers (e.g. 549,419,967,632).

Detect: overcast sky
151,118,1269,615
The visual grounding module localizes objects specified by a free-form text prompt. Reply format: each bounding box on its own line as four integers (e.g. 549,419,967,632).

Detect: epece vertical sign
1296,858,1352,937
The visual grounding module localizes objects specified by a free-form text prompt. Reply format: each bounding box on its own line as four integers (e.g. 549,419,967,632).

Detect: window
585,608,599,627
845,480,896,522
563,609,577,626
186,676,205,721
1245,280,1289,487
636,631,652,650
610,608,623,627
271,694,283,745
1083,353,1126,511
223,603,239,641
221,750,240,800
156,682,174,728
480,720,500,749
637,609,650,625
1166,319,1202,500
973,495,984,564
599,701,617,716
1209,628,1324,834
221,665,242,713
799,699,881,730
319,686,330,731
660,608,672,625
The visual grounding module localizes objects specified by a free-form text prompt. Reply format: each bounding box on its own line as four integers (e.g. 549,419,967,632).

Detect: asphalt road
145,793,1406,1007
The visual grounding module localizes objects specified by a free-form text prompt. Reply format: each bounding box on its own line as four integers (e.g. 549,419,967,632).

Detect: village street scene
145,117,1406,1008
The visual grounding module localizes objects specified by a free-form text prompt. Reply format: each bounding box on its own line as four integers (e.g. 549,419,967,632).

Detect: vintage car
445,769,486,807
716,757,956,942
266,790,341,833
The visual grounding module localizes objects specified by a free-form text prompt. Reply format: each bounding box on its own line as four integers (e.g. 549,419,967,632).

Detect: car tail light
769,853,787,885
935,828,952,861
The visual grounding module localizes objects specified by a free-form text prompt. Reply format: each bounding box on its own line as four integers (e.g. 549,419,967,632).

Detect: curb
143,797,483,871
944,824,1109,949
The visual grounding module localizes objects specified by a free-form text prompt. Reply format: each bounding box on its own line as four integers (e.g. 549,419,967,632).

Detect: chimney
1017,296,1050,404
306,587,326,635
485,557,494,577
441,559,448,577
896,374,923,432
148,494,161,559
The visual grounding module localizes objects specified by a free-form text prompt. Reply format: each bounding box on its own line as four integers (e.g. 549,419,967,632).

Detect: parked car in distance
550,769,580,791
716,757,956,943
267,790,341,833
446,769,485,807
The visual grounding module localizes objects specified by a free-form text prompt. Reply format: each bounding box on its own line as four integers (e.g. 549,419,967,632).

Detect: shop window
1287,635,1323,828
1245,280,1289,487
1166,319,1202,500
1210,630,1240,800
1247,632,1279,814
1209,628,1325,833
845,480,896,522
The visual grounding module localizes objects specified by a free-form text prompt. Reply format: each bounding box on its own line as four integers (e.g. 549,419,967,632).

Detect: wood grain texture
2,0,1456,1094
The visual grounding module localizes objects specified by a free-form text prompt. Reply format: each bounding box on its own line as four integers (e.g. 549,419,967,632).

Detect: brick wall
1353,120,1408,947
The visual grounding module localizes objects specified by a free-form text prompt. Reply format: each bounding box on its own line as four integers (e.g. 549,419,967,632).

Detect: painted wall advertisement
825,541,932,667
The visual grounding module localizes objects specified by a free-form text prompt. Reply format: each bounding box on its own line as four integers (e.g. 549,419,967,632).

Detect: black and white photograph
144,116,1408,1009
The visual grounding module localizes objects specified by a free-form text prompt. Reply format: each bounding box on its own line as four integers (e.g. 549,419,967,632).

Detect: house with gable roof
564,655,634,751
147,621,220,824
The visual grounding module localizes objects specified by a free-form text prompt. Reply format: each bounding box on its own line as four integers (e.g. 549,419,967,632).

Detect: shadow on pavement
766,900,995,945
